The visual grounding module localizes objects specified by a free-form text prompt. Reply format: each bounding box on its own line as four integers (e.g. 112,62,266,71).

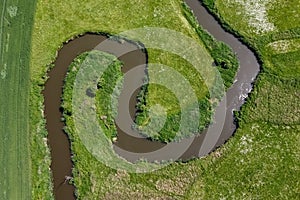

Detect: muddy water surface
44,35,106,199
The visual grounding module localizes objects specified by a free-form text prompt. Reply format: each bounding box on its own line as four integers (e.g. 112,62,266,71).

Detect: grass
265,50,300,78
63,57,300,199
204,0,300,78
239,74,300,125
211,0,276,37
134,49,213,142
268,0,300,31
62,51,178,197
188,0,300,199
0,0,37,199
186,122,300,200
62,51,123,141
30,0,237,197
266,38,300,54
30,0,218,143
182,2,239,89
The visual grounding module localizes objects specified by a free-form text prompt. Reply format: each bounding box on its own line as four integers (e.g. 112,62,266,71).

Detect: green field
0,0,36,199
41,0,299,199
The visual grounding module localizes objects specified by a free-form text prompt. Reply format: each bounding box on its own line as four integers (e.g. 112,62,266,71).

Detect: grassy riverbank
30,0,218,148
65,0,299,198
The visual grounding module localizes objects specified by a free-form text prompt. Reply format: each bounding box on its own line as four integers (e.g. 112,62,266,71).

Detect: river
43,1,260,199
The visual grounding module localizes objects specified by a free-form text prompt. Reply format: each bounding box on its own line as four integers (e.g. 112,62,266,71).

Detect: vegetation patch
62,51,123,141
188,1,300,199
61,50,203,199
238,74,300,126
211,0,276,36
265,49,300,78
266,38,300,54
268,0,300,31
182,2,239,89
187,122,300,200
30,0,213,196
135,50,213,142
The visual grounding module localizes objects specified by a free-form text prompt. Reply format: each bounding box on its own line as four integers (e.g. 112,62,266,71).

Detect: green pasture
0,0,36,199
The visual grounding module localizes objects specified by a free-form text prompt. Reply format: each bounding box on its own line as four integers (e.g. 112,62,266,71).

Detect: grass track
0,0,36,199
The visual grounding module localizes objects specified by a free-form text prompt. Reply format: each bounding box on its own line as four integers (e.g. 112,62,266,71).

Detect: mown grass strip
0,0,36,199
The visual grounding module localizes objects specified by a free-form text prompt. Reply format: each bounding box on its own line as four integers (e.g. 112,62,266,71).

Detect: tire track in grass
0,0,7,63
0,0,8,198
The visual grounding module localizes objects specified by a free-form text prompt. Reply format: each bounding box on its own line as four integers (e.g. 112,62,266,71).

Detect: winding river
43,1,260,199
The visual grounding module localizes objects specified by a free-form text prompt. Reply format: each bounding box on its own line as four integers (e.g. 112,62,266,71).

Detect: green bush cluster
62,51,123,140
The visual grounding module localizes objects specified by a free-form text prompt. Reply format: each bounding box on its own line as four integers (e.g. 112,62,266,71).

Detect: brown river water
43,1,260,199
